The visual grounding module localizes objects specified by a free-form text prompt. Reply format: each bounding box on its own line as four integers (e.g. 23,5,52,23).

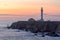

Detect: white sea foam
0,27,59,40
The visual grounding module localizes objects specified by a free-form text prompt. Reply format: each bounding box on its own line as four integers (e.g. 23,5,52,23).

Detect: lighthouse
40,7,44,21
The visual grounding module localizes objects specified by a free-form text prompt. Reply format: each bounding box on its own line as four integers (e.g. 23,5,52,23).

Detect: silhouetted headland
7,18,60,37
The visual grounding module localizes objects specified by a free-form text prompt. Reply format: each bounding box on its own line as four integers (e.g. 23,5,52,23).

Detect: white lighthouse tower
40,7,44,21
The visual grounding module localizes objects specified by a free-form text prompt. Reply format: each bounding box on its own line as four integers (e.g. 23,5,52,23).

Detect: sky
0,0,60,21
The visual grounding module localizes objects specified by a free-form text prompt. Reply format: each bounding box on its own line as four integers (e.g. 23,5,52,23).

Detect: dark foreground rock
46,32,60,37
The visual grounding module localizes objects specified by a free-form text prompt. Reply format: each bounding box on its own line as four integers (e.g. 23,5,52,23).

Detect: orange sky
0,0,60,15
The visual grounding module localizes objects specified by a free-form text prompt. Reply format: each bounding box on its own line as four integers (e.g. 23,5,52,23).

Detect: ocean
0,15,27,27
0,15,60,40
